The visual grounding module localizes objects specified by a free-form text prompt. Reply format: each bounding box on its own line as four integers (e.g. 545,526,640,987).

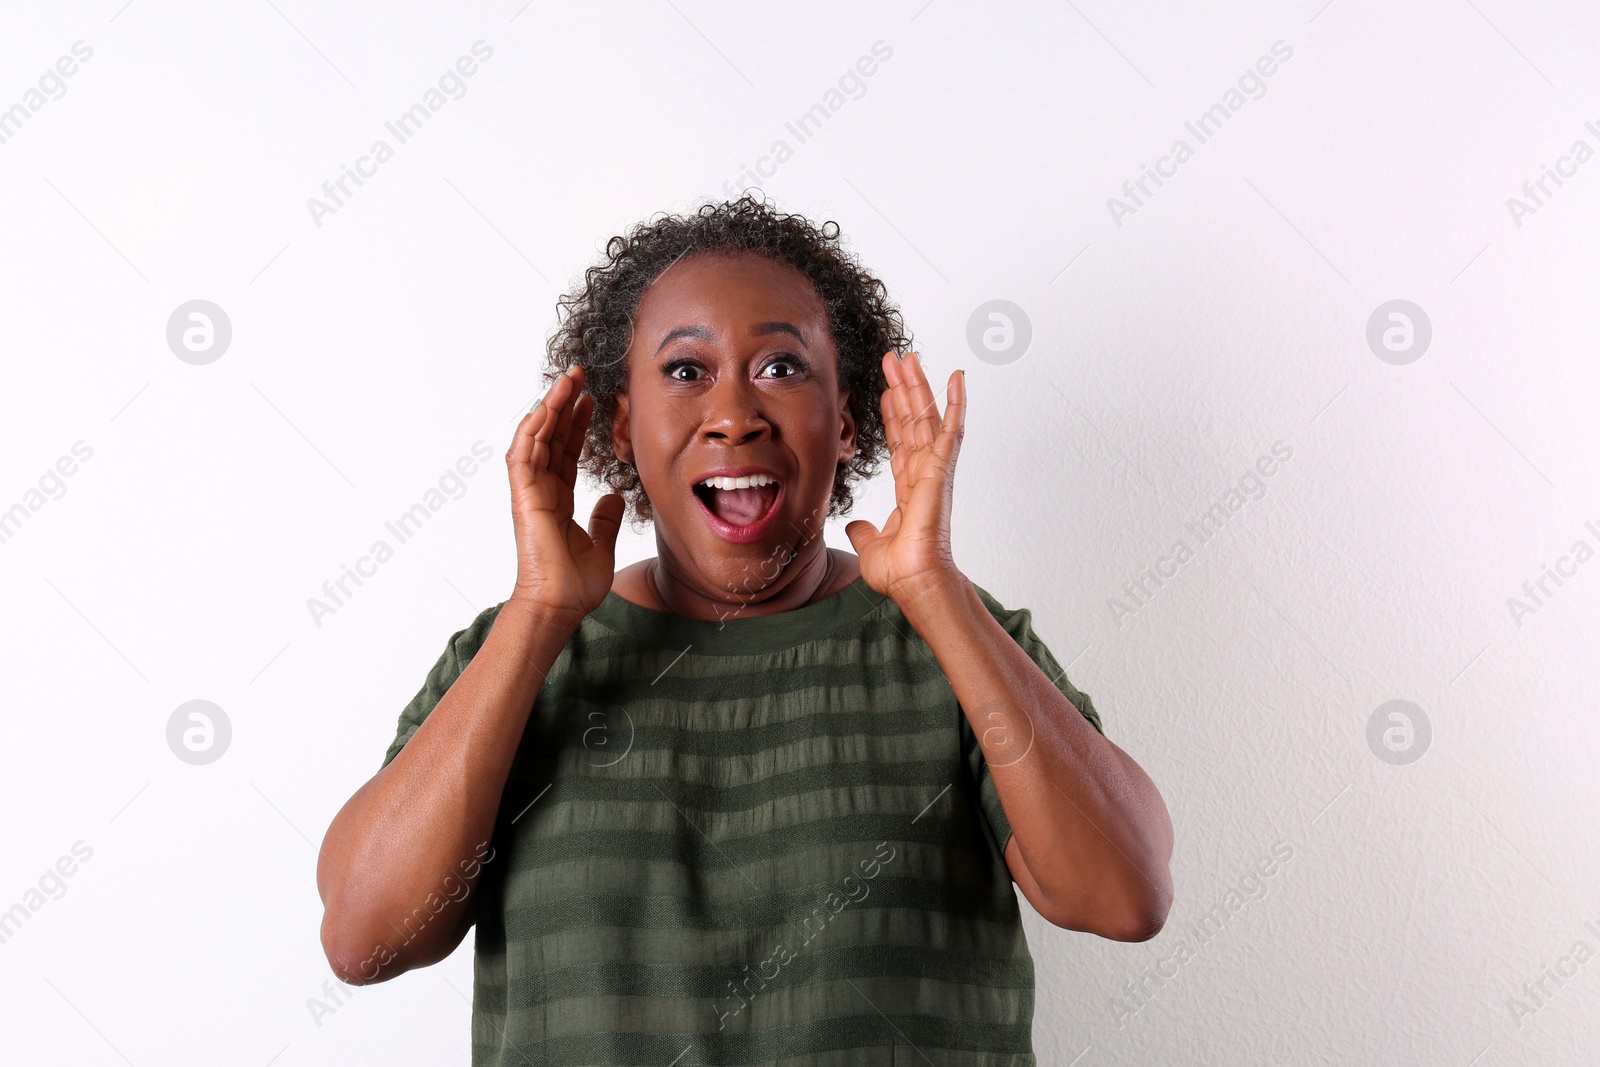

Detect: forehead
632,252,829,336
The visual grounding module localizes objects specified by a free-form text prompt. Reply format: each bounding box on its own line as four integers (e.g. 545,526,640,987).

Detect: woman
316,196,1174,1066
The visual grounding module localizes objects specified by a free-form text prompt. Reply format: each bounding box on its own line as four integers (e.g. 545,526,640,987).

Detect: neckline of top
586,574,892,655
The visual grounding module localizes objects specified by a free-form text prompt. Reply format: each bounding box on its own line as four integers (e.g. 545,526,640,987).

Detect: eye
663,359,703,382
762,355,807,379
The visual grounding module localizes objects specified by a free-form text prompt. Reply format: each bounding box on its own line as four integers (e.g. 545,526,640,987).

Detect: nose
700,376,771,446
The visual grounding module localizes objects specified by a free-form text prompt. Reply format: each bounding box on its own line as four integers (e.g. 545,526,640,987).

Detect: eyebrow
654,321,807,355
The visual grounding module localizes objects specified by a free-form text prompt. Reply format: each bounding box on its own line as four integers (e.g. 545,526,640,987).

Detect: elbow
326,956,378,988
1049,873,1173,942
323,940,386,987
1104,907,1168,943
320,911,388,987
1102,879,1174,943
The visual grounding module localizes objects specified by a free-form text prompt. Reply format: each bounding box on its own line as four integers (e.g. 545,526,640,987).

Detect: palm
845,351,966,604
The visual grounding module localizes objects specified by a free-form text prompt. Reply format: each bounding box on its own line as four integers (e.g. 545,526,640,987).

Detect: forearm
899,575,1174,937
317,598,577,982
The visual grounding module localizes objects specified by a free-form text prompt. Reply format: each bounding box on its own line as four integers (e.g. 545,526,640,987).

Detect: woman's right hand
505,364,626,622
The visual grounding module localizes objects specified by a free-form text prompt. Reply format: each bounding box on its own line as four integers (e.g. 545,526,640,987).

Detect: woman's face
611,251,857,594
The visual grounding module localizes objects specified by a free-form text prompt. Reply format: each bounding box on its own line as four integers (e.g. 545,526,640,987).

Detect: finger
536,363,577,416
561,391,594,488
887,351,931,454
883,354,917,453
546,365,583,462
880,385,913,515
508,403,552,480
879,353,908,458
882,348,903,387
585,493,626,558
903,352,940,451
880,382,903,456
523,366,582,479
934,369,965,470
844,518,878,555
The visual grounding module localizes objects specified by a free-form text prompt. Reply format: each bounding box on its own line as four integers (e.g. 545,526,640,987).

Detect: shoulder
437,601,508,663
824,548,862,596
961,579,1043,637
611,560,652,608
947,577,1106,734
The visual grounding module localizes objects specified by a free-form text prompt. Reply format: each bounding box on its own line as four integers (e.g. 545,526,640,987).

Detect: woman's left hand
845,350,967,609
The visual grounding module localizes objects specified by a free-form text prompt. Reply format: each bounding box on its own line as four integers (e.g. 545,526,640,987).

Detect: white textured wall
2,1,1596,1064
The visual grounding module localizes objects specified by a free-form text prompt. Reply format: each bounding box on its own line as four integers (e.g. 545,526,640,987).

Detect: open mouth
692,473,784,543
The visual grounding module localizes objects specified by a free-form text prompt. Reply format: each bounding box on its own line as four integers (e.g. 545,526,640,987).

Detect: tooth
699,474,778,489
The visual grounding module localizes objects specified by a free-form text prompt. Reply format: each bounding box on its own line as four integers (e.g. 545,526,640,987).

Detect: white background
2,1,1597,1064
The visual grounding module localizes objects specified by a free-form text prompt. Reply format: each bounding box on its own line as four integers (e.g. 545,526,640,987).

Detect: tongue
708,485,777,526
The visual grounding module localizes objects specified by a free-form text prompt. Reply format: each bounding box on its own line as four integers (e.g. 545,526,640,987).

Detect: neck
646,546,838,621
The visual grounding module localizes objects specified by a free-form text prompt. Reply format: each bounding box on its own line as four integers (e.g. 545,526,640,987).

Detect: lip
691,467,785,545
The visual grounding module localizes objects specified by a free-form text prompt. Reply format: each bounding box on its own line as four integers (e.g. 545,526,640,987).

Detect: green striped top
381,574,1104,1066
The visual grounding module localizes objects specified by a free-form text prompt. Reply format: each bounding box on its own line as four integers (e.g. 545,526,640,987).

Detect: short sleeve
380,604,505,771
961,584,1106,855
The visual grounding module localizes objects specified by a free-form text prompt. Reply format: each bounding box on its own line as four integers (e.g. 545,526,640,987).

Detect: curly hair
541,193,913,531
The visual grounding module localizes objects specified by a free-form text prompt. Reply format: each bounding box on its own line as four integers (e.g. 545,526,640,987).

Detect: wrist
502,592,585,634
890,568,973,625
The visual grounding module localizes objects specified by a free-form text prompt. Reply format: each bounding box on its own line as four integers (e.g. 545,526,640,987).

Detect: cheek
800,399,846,453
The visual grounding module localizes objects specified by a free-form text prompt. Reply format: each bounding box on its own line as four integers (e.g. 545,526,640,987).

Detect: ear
837,388,857,464
611,390,633,465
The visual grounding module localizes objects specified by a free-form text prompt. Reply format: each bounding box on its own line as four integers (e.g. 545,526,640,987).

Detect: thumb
844,519,877,554
587,494,627,559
